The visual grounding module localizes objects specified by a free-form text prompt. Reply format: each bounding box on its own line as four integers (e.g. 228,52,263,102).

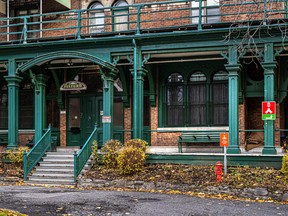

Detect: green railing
74,125,98,182
23,124,52,181
0,0,287,44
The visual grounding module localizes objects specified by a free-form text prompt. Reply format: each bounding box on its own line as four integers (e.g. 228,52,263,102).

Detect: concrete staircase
25,147,81,186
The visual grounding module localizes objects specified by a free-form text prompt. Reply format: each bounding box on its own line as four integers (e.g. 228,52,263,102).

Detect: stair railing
23,124,52,181
74,124,98,182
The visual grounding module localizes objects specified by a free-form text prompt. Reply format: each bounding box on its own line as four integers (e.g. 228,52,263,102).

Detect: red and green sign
262,101,276,120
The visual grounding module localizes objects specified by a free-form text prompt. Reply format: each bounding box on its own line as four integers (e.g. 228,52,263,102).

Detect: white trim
157,126,229,132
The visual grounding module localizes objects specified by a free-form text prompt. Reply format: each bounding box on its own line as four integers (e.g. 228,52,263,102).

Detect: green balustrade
0,0,287,44
23,124,52,181
74,125,98,182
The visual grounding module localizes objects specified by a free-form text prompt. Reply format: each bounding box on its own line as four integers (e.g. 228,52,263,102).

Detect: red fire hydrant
215,161,223,182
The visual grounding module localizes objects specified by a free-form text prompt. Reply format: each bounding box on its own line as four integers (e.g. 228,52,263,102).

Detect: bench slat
178,131,221,153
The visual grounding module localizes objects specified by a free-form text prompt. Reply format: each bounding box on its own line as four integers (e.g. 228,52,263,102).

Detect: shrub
6,147,30,164
101,139,122,169
124,139,148,152
281,154,288,177
117,146,146,175
91,140,99,168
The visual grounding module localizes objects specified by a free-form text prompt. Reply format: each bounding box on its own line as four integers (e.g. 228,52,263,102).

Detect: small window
89,2,105,33
213,71,228,81
190,71,207,82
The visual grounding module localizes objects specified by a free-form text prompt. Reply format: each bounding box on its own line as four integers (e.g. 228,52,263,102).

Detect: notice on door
102,116,111,123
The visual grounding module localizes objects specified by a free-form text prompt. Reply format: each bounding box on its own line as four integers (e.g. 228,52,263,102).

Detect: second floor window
89,2,105,33
113,0,129,31
192,0,220,24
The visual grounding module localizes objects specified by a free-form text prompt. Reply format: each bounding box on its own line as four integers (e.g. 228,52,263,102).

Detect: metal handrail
23,124,52,181
0,0,286,44
74,125,98,182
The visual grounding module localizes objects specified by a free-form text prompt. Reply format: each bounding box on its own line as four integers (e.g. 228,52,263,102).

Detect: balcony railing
0,0,287,44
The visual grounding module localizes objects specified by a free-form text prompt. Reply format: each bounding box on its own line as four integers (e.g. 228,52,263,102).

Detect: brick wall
124,107,132,142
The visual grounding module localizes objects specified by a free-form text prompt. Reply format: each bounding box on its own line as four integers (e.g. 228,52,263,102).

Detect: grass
84,164,288,192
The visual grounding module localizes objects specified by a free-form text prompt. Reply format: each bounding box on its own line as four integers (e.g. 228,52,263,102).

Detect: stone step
35,168,74,173
56,147,80,153
39,163,74,167
26,177,75,185
32,172,74,178
45,153,74,157
24,181,76,187
42,158,74,163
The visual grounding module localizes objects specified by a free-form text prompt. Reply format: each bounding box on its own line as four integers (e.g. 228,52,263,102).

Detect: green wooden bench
178,131,220,153
0,133,8,145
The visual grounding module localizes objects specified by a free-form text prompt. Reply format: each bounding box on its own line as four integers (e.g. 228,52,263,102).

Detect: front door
67,96,97,146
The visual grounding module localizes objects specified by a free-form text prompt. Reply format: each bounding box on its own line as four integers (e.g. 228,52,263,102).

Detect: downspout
7,0,9,42
40,0,42,38
132,39,138,138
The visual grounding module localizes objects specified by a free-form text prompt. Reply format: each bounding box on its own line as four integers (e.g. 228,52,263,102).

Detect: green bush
124,139,148,152
101,139,122,169
6,147,30,164
281,154,288,177
117,146,146,175
91,140,99,168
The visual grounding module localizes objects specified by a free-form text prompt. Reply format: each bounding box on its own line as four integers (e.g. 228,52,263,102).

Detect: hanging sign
60,81,87,91
262,101,276,120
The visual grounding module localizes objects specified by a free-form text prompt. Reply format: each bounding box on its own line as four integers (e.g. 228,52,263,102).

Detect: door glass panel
114,99,123,126
69,98,80,128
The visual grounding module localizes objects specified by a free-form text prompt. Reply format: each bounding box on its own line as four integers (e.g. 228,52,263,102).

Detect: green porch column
132,41,147,139
34,74,49,142
262,43,277,155
225,46,241,154
102,73,115,144
5,59,23,149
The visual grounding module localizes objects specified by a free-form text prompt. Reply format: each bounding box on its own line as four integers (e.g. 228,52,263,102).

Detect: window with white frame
191,0,220,24
113,0,129,32
89,2,105,33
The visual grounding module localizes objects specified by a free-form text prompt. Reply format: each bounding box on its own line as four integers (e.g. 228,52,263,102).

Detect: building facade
0,0,287,163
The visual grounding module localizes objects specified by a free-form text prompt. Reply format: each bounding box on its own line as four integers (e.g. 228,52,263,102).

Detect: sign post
220,133,229,175
262,101,276,120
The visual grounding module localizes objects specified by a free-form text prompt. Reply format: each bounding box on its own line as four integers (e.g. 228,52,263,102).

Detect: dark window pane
19,89,34,129
189,84,206,125
166,78,184,126
113,99,123,126
0,91,8,129
212,83,228,125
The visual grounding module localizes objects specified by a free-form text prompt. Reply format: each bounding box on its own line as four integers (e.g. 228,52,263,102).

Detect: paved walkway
0,185,287,216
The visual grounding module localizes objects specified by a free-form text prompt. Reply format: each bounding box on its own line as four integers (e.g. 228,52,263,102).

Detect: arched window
89,2,105,33
162,70,228,127
113,0,129,32
166,73,184,126
212,71,228,125
188,72,207,125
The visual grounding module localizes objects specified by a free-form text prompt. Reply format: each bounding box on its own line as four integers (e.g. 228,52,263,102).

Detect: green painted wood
146,154,283,169
4,59,22,149
34,74,49,142
74,125,97,182
225,46,241,154
132,40,147,139
24,125,51,181
102,73,116,144
262,43,277,155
